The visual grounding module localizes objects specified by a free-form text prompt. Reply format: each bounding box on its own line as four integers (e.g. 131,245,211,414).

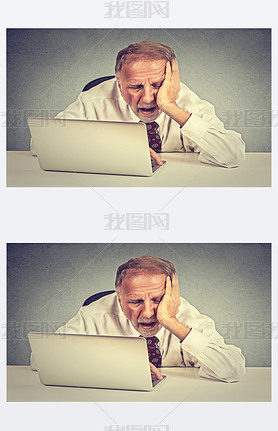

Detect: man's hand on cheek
156,60,181,112
157,274,181,327
156,60,191,127
156,274,192,342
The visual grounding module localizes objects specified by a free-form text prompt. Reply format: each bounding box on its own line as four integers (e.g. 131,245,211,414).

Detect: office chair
82,75,115,92
82,290,115,306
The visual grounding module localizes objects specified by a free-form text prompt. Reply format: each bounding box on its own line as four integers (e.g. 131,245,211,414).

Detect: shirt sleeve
54,94,88,120
179,88,246,168
180,315,246,383
55,308,88,334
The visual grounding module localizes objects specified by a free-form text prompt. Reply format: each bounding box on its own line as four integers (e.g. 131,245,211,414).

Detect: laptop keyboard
151,160,166,173
152,375,166,388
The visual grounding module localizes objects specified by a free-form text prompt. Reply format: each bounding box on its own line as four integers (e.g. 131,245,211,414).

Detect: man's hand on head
157,274,192,342
157,274,181,325
156,59,191,127
156,60,181,112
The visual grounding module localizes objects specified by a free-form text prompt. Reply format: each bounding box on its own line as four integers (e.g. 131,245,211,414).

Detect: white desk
6,151,271,187
7,366,271,402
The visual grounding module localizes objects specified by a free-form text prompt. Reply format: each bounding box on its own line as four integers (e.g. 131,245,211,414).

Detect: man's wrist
159,102,191,126
159,316,191,341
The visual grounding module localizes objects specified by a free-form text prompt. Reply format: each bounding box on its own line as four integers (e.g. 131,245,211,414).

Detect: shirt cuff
181,113,210,141
181,327,210,357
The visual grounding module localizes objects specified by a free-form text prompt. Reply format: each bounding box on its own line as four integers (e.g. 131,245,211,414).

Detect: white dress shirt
52,293,246,383
31,78,246,168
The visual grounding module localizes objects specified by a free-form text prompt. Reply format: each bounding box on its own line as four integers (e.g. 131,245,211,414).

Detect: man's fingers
149,362,163,380
165,61,172,79
171,273,181,307
172,273,179,288
172,59,179,71
165,276,172,294
172,59,179,74
171,59,181,90
149,148,163,165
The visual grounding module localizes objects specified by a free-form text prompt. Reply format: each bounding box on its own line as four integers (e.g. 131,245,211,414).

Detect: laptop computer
27,117,166,177
28,332,166,391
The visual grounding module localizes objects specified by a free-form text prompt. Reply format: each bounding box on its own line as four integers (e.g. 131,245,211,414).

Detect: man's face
117,272,166,337
117,58,166,123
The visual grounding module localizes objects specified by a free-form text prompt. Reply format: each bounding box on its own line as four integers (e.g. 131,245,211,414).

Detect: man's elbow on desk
220,361,246,383
198,354,246,383
198,143,246,168
215,133,246,169
198,366,246,383
221,138,246,169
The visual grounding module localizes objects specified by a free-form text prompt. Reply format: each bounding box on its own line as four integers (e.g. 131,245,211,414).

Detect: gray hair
115,256,176,291
115,41,176,76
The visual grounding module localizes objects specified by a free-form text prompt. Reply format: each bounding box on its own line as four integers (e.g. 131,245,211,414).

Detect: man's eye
152,297,162,303
129,86,142,90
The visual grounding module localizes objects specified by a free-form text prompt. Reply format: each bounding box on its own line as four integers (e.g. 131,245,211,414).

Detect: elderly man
31,41,245,168
47,256,246,383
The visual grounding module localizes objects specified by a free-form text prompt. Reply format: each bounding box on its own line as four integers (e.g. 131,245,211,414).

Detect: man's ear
117,78,123,97
116,290,123,309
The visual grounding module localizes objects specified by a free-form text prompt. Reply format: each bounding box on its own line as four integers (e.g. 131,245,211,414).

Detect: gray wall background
7,243,271,366
7,28,271,152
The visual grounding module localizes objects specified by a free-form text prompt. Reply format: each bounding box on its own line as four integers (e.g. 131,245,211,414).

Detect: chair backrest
82,290,115,306
82,75,115,92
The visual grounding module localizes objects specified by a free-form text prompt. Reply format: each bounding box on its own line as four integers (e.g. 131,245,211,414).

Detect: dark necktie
146,336,162,367
146,122,162,153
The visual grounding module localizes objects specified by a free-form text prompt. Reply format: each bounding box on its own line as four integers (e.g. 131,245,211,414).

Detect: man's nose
141,85,155,104
141,300,156,318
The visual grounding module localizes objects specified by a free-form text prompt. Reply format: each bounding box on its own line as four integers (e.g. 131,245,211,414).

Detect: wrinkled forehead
119,57,166,82
120,271,167,296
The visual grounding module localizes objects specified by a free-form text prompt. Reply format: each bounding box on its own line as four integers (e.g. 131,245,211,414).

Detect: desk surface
6,151,271,187
7,366,271,402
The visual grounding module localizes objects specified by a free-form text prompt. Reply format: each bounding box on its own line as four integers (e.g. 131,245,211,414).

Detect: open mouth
139,321,156,330
139,107,156,115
